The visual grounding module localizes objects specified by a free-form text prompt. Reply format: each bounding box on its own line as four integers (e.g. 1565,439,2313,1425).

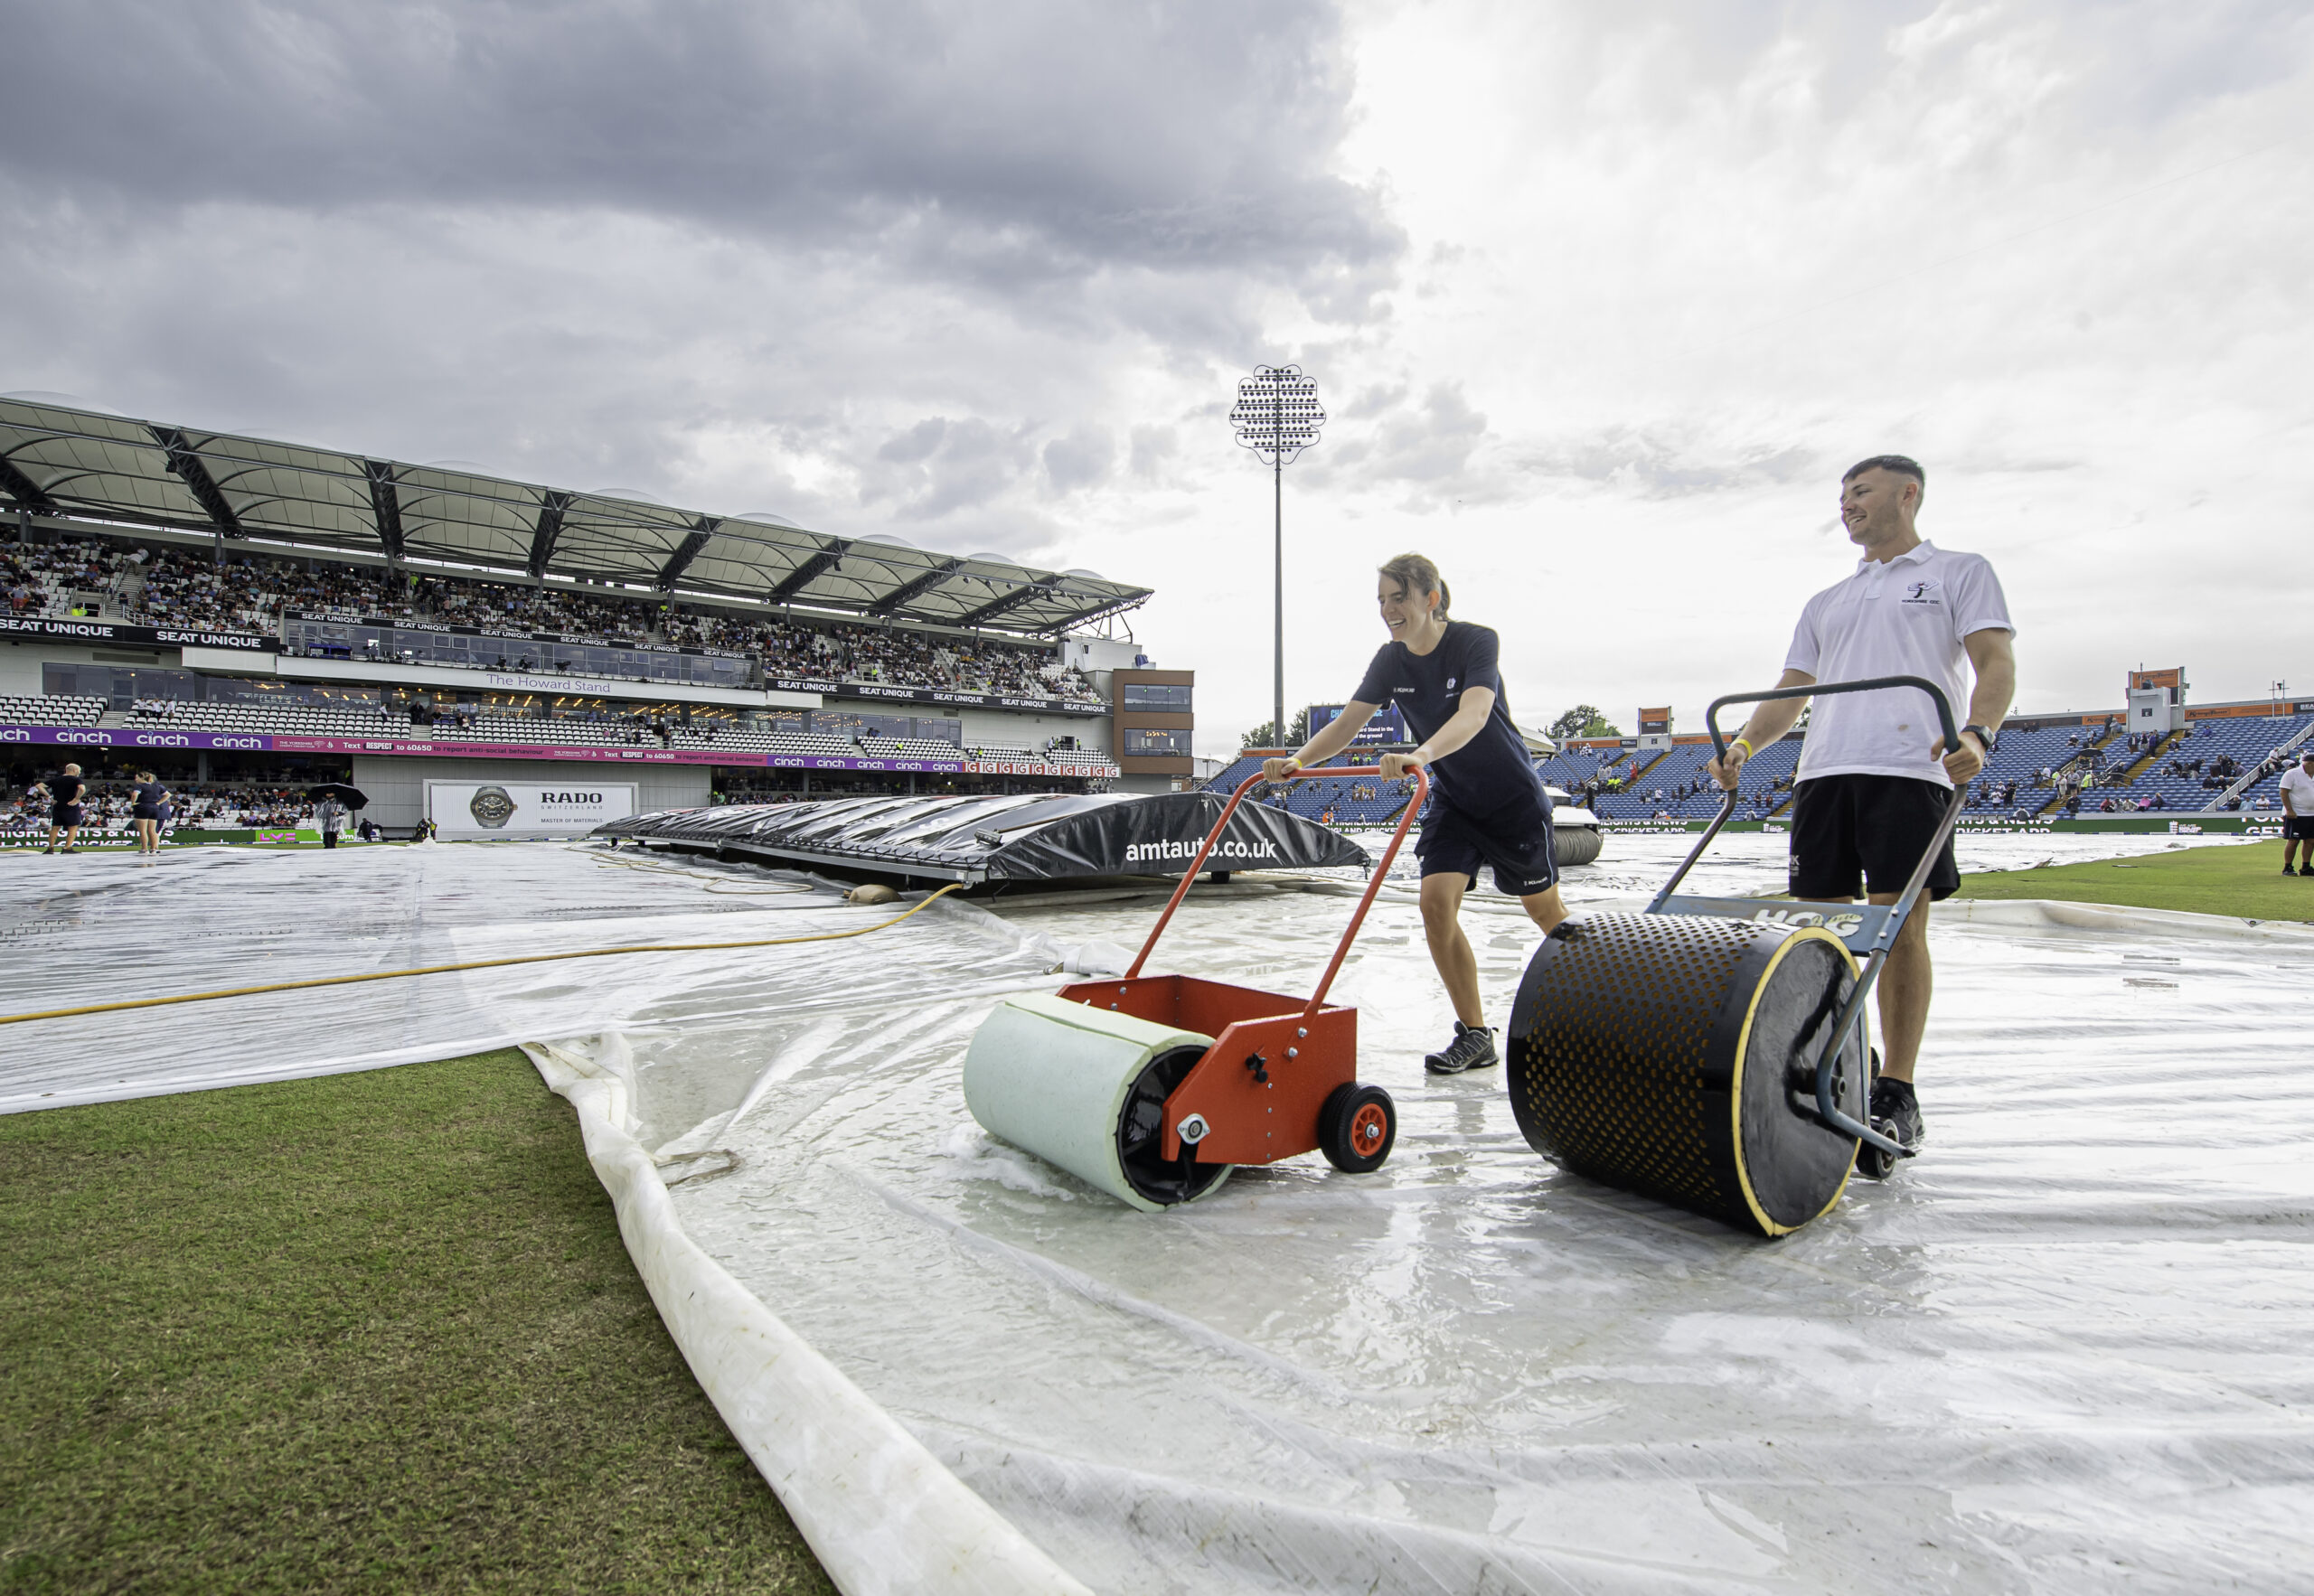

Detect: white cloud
2,0,2309,753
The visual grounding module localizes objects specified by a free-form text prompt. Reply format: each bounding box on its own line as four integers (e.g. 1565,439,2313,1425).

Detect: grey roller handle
1651,675,1964,910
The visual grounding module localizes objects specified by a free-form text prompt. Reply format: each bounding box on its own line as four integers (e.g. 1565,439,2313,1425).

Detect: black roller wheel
1319,1083,1397,1174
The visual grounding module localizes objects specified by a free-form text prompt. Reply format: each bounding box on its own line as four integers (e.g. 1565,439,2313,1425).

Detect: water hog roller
964,765,1428,1210
1505,676,1970,1236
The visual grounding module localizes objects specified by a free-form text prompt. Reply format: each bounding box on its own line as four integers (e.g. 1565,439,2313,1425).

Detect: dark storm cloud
2,0,1401,316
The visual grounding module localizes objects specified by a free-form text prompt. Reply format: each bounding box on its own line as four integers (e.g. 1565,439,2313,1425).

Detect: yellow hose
0,884,962,1028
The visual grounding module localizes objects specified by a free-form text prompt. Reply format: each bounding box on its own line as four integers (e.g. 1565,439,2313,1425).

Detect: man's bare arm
1932,628,2017,784
1709,669,1814,789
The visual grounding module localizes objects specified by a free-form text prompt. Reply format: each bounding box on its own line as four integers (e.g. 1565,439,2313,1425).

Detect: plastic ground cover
5,834,2309,1591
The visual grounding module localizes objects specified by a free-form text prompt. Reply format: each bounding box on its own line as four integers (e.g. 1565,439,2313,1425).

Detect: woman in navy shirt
1265,553,1565,1075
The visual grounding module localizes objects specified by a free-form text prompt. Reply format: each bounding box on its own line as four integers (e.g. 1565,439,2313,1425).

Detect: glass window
1121,681,1192,710
1123,728,1190,756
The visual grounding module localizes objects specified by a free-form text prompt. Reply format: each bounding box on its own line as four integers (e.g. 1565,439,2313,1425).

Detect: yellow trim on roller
0,883,961,1028
1728,925,1862,1238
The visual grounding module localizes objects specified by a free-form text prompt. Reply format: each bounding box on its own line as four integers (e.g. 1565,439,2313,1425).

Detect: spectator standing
42,763,87,855
2281,749,2314,877
128,769,171,856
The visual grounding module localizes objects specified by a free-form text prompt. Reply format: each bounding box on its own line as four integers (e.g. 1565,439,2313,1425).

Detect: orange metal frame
1056,764,1427,1169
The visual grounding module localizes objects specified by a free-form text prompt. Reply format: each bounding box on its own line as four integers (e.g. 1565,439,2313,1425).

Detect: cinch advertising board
425,781,638,840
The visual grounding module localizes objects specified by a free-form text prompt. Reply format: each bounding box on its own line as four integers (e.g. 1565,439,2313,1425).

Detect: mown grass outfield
1954,837,2313,921
0,1050,832,1595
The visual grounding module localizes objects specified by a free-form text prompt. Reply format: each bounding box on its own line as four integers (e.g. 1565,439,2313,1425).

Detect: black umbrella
306,784,370,810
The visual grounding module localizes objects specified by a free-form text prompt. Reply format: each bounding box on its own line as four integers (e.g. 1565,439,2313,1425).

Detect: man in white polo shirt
2281,748,2314,876
1709,455,2017,1178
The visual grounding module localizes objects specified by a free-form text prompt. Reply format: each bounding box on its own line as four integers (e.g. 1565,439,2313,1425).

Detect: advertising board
425,781,638,840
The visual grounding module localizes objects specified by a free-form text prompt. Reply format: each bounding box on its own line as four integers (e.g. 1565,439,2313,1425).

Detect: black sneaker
2287,866,2298,876
1425,1021,1499,1075
1855,1077,1924,1179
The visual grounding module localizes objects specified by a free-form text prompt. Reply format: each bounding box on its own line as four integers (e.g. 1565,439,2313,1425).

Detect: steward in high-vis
1265,552,1566,1076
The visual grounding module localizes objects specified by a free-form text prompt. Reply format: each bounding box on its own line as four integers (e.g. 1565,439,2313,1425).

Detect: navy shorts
1416,792,1558,897
1789,775,1960,902
2284,815,2314,840
52,804,82,828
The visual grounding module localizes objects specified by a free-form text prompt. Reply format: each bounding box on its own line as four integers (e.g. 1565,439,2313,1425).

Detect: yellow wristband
1731,737,1755,759
1284,756,1303,774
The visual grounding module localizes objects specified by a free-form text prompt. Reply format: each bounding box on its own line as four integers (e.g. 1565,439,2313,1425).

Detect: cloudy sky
4,0,2309,750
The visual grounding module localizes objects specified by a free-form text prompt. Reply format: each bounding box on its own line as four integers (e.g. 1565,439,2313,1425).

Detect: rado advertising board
424,780,638,840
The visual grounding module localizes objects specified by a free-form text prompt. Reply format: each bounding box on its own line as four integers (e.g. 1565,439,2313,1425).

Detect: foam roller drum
1506,912,1867,1237
963,992,1232,1212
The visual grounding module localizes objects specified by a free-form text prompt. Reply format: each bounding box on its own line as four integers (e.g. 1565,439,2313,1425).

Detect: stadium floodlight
1230,364,1326,751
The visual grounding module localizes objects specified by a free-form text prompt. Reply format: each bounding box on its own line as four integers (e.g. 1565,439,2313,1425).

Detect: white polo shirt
1783,540,2014,786
2281,764,2314,814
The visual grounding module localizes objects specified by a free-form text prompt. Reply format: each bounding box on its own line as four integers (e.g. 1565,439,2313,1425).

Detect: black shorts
1789,775,1959,902
2285,816,2314,840
52,804,82,828
1416,791,1558,897
132,806,160,821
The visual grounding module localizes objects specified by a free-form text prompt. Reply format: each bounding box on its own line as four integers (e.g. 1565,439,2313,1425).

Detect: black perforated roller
1506,912,1867,1237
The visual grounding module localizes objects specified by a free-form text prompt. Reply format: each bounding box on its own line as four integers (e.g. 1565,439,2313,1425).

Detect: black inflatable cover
595,790,1369,882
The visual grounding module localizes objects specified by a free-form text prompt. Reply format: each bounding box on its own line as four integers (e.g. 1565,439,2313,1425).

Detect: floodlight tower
1230,364,1326,750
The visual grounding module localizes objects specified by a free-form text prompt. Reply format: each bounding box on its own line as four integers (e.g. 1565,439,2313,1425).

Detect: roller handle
1651,675,1964,910
1703,673,1961,767
1674,675,1962,1159
1125,763,1431,1025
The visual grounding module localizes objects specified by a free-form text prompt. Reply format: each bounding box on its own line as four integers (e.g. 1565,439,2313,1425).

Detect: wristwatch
1962,723,1998,753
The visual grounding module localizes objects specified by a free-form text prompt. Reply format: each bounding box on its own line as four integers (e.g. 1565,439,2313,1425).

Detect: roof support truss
0,453,58,515
364,460,404,560
655,515,720,590
867,556,966,617
955,576,1063,629
767,538,851,604
527,489,573,577
151,427,244,537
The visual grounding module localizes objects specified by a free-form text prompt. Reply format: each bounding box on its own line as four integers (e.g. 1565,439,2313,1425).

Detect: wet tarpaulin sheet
0,842,1068,1112
5,836,2310,1591
638,832,2310,1593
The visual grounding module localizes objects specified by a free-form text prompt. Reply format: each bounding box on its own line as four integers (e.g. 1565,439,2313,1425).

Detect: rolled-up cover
964,993,1227,1212
1507,913,1866,1237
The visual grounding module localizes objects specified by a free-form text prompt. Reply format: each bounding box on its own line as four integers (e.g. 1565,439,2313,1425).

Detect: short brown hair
1377,552,1450,618
1843,455,1925,502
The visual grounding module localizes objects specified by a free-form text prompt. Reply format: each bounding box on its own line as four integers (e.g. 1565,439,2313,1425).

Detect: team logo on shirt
1445,677,1457,690
1900,579,1943,606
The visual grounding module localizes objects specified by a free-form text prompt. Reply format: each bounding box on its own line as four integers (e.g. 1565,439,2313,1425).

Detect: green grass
0,1051,832,1595
1954,839,2314,921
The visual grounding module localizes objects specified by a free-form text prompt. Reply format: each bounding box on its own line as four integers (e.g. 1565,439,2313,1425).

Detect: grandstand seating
0,694,107,726
2095,714,2314,813
5,529,1106,703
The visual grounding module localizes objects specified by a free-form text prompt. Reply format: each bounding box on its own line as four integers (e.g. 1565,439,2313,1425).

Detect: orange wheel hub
1350,1101,1389,1151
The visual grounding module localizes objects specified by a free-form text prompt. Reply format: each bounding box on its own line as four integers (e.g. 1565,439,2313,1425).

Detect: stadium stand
2090,713,2314,813
6,528,1108,704
0,694,107,727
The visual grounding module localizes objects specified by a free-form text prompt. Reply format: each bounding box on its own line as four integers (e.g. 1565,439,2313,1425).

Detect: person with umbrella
307,783,366,850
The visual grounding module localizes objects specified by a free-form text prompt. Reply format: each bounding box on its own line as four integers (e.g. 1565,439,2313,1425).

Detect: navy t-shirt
1352,621,1547,818
50,775,84,807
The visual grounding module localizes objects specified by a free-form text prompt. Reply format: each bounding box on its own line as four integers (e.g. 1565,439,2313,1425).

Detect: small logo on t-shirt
1445,676,1457,690
1900,579,1942,605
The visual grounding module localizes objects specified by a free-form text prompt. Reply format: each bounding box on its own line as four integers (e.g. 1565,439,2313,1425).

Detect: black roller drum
1506,912,1867,1237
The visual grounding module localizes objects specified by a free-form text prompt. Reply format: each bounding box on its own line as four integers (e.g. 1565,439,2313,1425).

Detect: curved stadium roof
0,396,1149,637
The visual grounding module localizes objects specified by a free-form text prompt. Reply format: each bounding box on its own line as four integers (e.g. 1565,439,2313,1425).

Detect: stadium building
0,396,1195,840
